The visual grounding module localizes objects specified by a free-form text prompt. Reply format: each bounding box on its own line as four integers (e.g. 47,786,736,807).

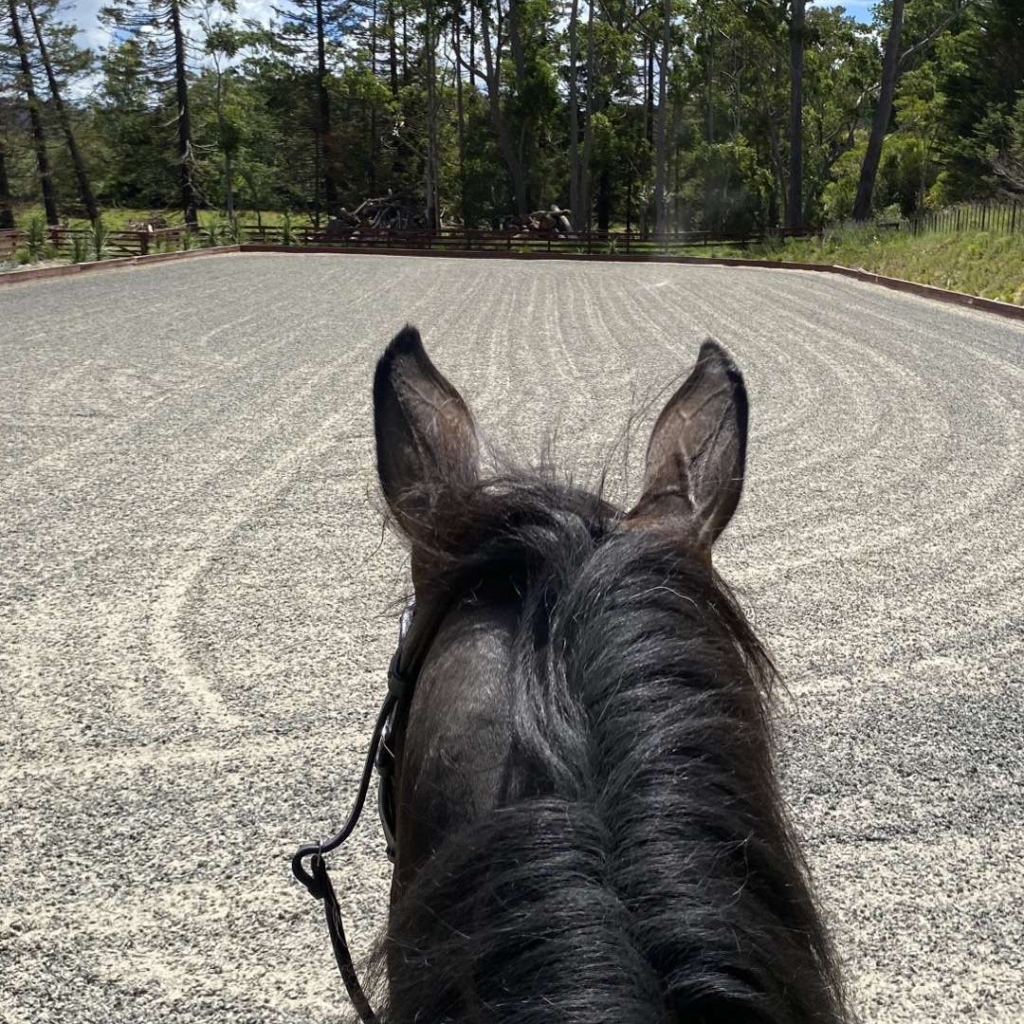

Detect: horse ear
373,326,479,538
629,338,748,552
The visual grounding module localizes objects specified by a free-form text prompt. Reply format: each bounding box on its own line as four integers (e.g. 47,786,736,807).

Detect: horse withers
298,326,847,1024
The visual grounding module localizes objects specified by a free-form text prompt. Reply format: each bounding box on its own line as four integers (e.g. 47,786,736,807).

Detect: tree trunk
388,1,399,94
480,0,527,214
315,0,339,217
225,151,234,217
469,0,477,90
767,109,787,229
703,0,713,144
852,0,905,222
169,0,198,227
25,0,98,221
424,0,440,230
370,0,377,77
673,91,683,230
625,165,632,233
402,4,408,83
567,0,580,222
731,46,740,135
0,130,14,228
787,0,804,233
507,0,532,208
453,14,466,217
312,127,321,228
370,0,378,191
580,0,596,230
597,168,611,230
7,0,58,224
653,0,671,236
645,39,654,144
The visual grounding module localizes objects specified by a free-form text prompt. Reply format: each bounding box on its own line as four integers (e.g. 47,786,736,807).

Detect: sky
819,0,874,21
67,0,276,51
65,0,875,58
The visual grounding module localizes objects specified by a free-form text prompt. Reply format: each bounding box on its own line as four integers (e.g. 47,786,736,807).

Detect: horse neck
378,534,846,1024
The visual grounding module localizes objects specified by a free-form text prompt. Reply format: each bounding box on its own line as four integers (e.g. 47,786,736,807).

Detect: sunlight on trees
0,0,1020,232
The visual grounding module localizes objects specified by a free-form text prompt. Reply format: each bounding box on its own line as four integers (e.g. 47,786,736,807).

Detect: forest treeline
1,0,1022,235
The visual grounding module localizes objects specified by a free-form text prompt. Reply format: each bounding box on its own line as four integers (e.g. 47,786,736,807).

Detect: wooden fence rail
2,225,800,261
3,202,1019,265
241,226,814,252
904,201,1022,236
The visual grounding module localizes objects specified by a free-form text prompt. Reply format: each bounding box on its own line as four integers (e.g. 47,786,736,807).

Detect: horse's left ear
373,326,479,539
629,338,748,553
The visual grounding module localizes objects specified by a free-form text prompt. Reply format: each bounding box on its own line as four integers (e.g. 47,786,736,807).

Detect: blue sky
818,0,874,23
65,0,874,55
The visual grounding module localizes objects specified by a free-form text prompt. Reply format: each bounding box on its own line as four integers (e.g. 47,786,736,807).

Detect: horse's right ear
373,326,480,540
629,338,748,553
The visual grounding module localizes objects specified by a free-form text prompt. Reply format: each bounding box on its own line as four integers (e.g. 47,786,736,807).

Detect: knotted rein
291,601,421,1024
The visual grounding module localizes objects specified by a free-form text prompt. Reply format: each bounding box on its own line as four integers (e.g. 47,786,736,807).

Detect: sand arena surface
1,252,1022,1022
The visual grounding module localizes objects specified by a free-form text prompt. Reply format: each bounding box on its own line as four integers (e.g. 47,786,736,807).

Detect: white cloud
235,0,279,24
62,0,870,61
64,0,282,53
65,0,112,51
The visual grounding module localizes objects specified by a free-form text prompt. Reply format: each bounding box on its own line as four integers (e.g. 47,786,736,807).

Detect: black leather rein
291,602,418,1024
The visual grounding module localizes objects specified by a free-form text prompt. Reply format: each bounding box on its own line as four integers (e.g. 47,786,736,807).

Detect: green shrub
70,232,90,263
677,140,774,236
25,216,46,262
90,218,110,261
225,216,244,244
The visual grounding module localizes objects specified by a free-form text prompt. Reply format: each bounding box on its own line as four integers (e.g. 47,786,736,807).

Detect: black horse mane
368,467,847,1024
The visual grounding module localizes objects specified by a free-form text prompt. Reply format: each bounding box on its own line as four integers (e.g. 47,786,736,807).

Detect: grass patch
749,227,1024,306
10,204,312,233
519,227,1023,306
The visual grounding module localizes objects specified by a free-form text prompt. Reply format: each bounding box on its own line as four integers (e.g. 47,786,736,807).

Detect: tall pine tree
101,0,200,225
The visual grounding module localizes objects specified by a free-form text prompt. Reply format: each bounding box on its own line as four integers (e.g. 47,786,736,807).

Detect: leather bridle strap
291,691,397,893
292,600,435,1024
311,851,378,1024
292,692,396,1024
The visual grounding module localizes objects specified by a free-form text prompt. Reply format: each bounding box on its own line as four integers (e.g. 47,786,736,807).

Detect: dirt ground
1,253,1022,1023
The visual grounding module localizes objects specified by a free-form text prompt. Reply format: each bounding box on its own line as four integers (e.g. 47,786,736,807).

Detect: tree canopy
2,0,1021,231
